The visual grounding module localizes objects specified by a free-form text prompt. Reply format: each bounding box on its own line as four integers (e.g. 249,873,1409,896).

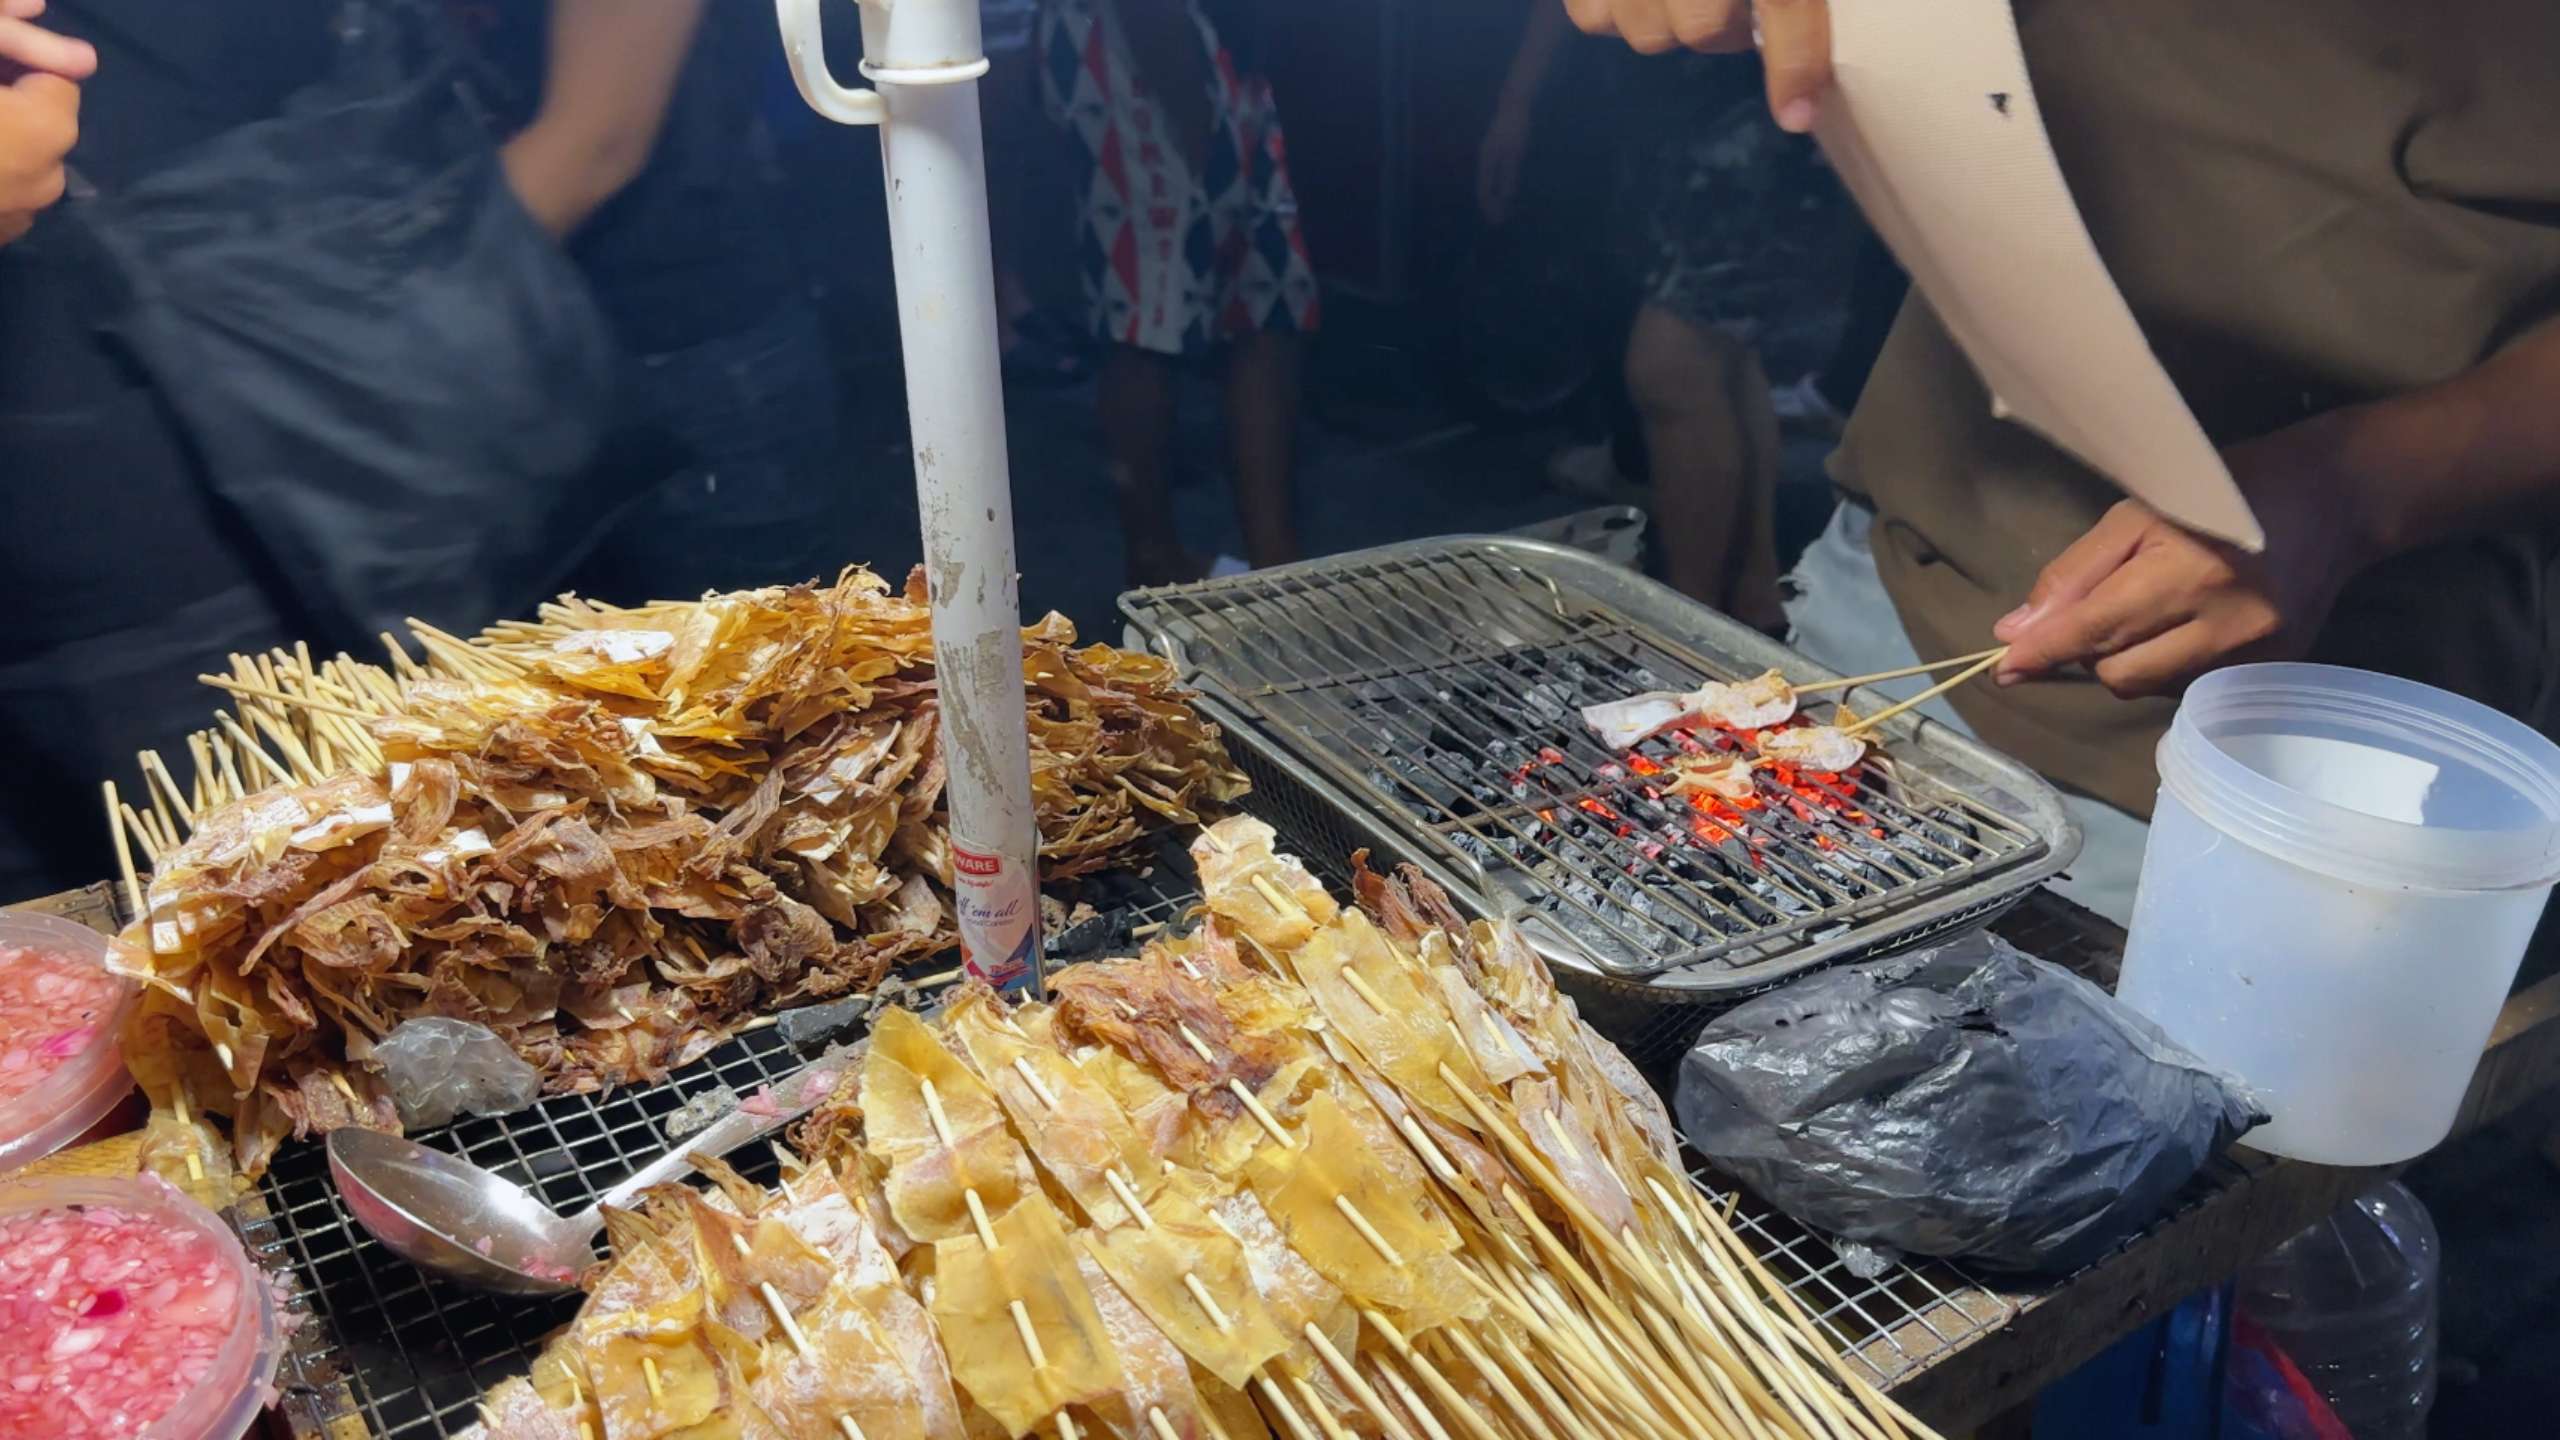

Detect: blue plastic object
2033,1287,2234,1439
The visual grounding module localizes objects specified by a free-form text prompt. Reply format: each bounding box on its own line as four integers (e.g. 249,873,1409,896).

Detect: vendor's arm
499,0,706,237
1995,316,2560,697
1561,0,1831,132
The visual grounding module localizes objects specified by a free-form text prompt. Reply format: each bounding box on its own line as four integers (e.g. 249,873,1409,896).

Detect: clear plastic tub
0,911,140,1174
2118,663,2560,1165
0,1175,283,1440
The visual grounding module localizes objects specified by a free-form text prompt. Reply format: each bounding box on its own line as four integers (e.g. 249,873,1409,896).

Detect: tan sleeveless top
1834,0,2560,816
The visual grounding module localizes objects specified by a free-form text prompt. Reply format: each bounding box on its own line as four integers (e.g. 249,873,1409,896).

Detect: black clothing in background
448,0,792,356
0,1,335,898
32,0,336,190
1815,231,1908,415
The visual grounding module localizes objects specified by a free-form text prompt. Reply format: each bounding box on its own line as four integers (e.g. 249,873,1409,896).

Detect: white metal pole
774,0,1044,993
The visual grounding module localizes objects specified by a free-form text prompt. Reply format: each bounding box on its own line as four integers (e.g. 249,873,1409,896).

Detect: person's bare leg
1222,329,1304,569
1626,302,1785,630
1725,346,1785,630
1099,343,1197,585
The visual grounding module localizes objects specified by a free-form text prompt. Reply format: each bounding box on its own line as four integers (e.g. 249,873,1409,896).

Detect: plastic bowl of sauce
0,912,140,1174
0,1174,283,1440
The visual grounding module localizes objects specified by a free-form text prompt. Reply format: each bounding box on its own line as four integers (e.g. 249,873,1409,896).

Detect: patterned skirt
1039,0,1321,357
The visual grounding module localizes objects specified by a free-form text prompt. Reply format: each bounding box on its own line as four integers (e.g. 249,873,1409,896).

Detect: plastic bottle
2236,1180,2440,1440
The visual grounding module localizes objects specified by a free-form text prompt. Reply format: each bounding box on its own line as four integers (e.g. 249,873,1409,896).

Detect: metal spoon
327,1059,842,1296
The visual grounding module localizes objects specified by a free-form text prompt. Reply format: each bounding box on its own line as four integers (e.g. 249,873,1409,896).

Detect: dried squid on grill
463,833,1947,1440
111,569,1248,1178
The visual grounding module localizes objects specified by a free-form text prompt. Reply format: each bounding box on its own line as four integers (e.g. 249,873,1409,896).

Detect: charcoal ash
1039,839,1195,963
1368,745,1473,813
1331,641,1995,969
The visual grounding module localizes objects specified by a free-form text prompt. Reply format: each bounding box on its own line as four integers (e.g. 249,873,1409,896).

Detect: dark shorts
1622,55,1854,358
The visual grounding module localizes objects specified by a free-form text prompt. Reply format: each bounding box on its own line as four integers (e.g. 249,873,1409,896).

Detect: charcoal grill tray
1122,535,2080,993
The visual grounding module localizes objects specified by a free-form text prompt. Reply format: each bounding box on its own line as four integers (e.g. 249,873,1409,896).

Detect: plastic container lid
2157,663,2560,894
0,1174,283,1440
0,911,140,1174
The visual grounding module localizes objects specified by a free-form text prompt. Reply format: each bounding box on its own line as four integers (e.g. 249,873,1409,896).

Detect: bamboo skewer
1786,649,2006,699
216,713,295,787
117,801,165,866
1326,958,1755,1439
1255,1374,1322,1440
1442,1067,1791,1422
1213,828,1810,1440
1286,1375,1357,1440
139,748,192,830
912,1076,1094,1440
723,1230,817,1362
1837,651,2006,739
197,674,380,723
1076,860,1551,1440
210,733,246,804
101,781,146,923
1656,1224,1877,1440
1662,1180,1933,1440
1004,1039,1422,1440
1363,1310,1518,1440
1453,1268,1670,1440
167,1078,207,1186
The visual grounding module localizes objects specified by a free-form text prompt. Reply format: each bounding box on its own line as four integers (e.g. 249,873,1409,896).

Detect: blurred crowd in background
0,0,1875,900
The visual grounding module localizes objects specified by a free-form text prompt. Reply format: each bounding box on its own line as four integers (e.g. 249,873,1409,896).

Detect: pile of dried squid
101,571,1247,1180
464,817,1939,1440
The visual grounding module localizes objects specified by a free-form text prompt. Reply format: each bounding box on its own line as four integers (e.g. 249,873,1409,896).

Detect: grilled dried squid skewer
1580,670,1797,750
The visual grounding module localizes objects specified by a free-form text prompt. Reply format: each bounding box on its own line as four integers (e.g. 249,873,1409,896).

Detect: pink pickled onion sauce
0,941,123,1109
0,1201,244,1439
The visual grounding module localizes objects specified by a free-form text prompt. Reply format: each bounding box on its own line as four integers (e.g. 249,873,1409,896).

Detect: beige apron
1834,0,2560,817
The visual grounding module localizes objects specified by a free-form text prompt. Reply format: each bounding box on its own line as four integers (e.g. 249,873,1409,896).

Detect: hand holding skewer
1835,649,2007,739
1785,647,2007,701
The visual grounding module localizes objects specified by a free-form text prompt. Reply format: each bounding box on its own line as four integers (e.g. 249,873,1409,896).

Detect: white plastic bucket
2118,663,2560,1166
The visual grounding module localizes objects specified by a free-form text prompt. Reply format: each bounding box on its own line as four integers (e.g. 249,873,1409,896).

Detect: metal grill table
37,866,2554,1439
241,834,2034,1439
244,1029,812,1439
1123,537,2076,996
27,804,2560,1437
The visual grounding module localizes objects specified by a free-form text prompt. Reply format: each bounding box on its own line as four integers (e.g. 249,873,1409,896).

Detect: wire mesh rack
240,833,2116,1436
1121,537,2075,993
245,839,1219,1440
1676,891,2134,1392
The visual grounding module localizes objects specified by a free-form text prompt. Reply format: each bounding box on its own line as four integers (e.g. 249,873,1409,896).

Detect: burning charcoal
1371,759,1455,812
1516,682,1577,727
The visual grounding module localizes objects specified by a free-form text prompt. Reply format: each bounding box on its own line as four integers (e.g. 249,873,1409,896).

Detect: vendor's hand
0,0,97,81
0,67,80,248
1477,97,1534,225
1562,0,1832,133
1992,415,2377,698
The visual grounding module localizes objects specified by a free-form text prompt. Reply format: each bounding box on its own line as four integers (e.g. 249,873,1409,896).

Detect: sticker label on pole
953,840,1040,991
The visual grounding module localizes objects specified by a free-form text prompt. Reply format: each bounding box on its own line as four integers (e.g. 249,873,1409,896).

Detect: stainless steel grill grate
1123,537,2076,989
246,840,1220,1440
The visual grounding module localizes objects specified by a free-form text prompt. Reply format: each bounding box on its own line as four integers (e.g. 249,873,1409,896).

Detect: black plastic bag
82,0,619,645
1675,931,2262,1275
